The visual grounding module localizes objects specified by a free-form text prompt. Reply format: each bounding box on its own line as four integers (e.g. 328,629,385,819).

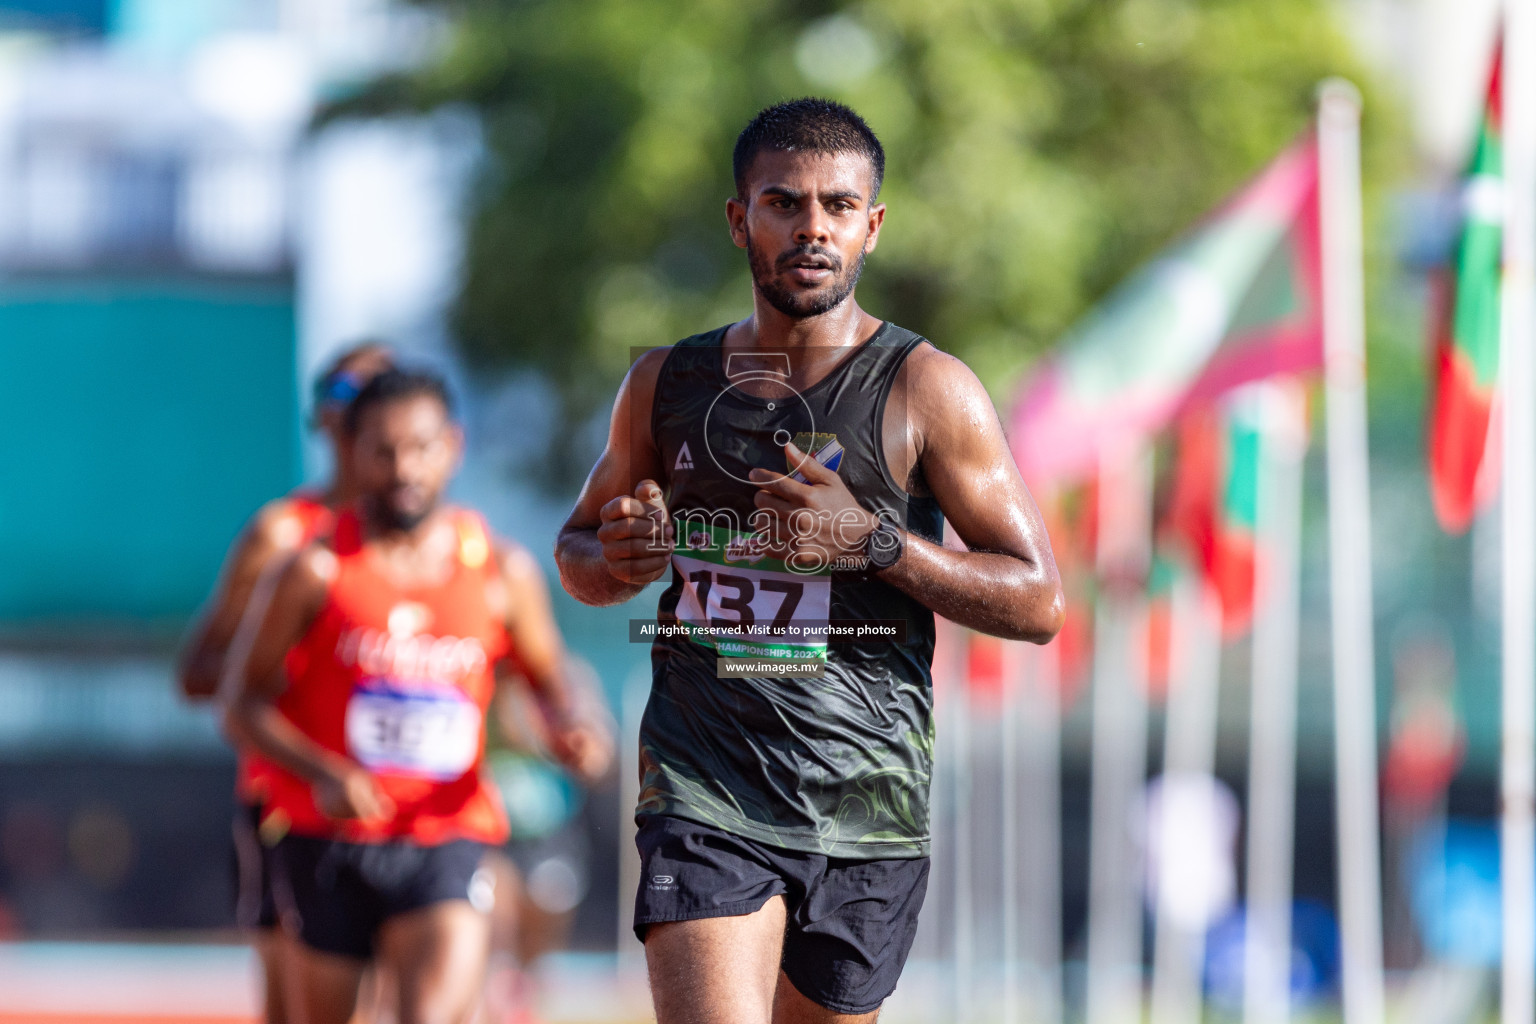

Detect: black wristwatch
865,520,905,573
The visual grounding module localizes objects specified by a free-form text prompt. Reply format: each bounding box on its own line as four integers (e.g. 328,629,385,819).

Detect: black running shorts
270,835,492,960
633,815,930,1015
231,802,278,930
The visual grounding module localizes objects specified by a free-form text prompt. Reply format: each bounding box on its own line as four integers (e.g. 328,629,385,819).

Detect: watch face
868,522,902,569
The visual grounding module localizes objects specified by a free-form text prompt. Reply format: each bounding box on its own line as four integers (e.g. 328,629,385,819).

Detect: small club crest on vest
789,433,843,482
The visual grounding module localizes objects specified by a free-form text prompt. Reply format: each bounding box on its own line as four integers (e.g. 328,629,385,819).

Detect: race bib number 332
345,679,482,781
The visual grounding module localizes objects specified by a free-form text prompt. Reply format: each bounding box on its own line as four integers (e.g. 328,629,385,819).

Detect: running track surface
0,942,259,1024
0,942,951,1022
0,942,659,1024
0,1017,251,1024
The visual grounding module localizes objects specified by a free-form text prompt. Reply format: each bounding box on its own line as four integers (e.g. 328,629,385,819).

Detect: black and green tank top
638,321,944,859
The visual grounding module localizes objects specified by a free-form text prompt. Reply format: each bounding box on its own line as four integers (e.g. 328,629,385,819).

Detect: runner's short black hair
345,367,455,434
733,98,885,200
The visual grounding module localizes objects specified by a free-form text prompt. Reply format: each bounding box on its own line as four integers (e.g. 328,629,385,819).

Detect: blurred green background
336,0,1385,481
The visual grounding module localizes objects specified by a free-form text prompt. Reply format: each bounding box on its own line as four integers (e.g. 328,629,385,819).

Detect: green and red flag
1163,399,1263,637
1427,45,1503,534
1010,135,1323,487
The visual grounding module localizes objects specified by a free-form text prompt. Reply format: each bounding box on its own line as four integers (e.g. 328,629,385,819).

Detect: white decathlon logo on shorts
468,866,496,913
345,678,481,781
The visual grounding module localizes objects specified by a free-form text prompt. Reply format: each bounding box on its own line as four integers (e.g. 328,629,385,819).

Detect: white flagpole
933,611,975,1023
1148,573,1222,1024
1085,439,1154,1024
1019,640,1065,1024
1001,638,1022,1024
1242,381,1309,1024
617,664,650,973
952,626,974,1024
1317,79,1386,1024
921,616,957,1021
1501,3,1536,1022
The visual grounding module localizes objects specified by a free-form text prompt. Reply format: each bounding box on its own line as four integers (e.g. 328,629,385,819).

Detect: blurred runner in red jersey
178,342,393,1024
225,368,609,1024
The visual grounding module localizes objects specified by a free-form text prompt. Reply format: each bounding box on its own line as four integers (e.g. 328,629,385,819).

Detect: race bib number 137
672,520,830,660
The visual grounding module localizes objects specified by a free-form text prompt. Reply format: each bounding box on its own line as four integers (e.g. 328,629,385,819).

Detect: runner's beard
365,493,436,533
748,232,866,318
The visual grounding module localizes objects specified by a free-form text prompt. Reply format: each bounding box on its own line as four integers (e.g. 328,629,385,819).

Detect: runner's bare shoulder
901,343,1003,447
487,535,546,622
209,498,299,581
276,538,339,610
617,346,672,422
881,340,994,495
253,497,325,552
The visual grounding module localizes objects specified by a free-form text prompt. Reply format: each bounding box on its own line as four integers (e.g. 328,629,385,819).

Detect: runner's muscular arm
885,347,1064,641
555,348,674,606
221,547,391,820
495,542,613,783
177,502,305,699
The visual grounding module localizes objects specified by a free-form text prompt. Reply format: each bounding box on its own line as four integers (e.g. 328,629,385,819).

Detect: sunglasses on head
311,369,366,424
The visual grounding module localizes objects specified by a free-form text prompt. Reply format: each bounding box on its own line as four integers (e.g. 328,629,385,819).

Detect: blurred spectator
1382,621,1465,969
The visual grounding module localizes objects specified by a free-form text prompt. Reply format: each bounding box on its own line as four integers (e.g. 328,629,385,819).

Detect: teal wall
0,281,299,624
0,0,106,33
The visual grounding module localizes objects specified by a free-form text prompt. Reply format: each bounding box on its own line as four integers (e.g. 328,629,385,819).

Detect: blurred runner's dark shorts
633,814,929,1015
270,834,491,960
231,801,278,930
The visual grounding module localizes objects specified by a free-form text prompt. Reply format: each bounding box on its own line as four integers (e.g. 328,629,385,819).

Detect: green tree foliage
333,0,1381,471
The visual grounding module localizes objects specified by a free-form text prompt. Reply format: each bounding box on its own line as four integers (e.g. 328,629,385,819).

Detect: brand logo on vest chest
336,623,488,683
387,602,433,636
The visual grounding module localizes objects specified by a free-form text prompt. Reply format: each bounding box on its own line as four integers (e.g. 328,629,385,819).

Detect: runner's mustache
776,245,842,272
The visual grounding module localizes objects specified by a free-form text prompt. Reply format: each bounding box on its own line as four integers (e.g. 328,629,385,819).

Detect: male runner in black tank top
556,99,1064,1024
